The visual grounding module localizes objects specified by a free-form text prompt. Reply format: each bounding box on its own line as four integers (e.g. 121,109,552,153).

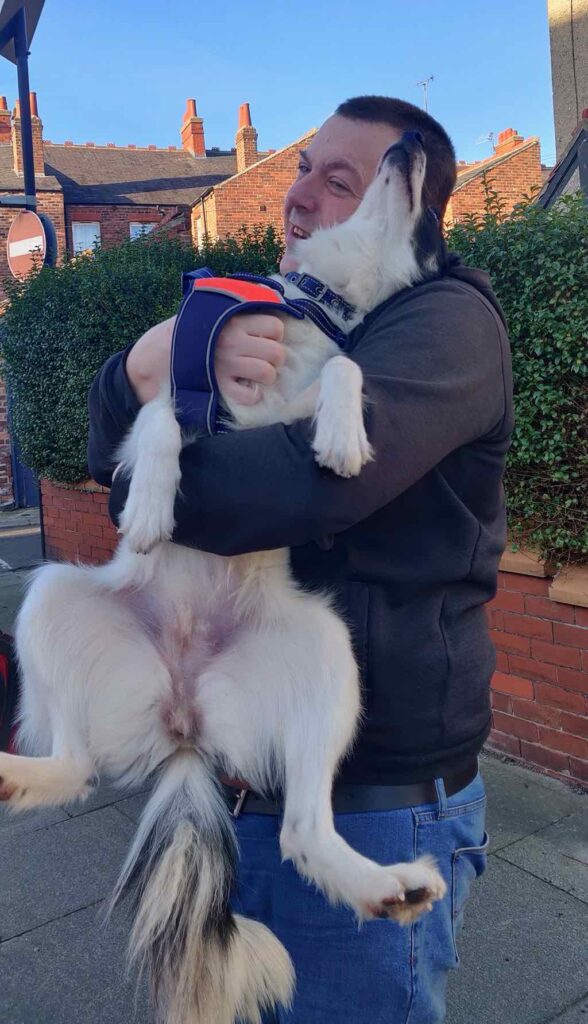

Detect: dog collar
229,272,348,349
284,272,357,323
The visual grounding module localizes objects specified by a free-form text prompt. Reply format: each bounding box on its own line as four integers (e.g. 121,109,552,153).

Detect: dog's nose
402,130,424,148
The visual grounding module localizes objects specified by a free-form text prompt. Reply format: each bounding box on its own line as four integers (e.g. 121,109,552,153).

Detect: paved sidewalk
0,754,586,1024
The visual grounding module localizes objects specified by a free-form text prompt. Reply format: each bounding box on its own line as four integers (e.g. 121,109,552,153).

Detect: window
130,222,156,240
72,221,101,254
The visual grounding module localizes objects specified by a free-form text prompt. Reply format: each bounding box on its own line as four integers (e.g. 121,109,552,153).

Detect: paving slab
480,754,586,851
0,569,29,635
445,855,588,1024
112,788,152,825
0,802,70,838
495,806,588,903
0,900,149,1024
0,806,134,941
64,778,150,818
549,997,588,1023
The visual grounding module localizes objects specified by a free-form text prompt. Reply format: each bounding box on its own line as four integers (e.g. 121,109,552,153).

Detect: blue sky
0,0,556,167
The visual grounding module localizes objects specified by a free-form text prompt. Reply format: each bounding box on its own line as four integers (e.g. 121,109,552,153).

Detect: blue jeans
231,772,488,1024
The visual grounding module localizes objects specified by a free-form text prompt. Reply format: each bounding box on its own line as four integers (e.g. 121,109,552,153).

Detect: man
88,96,513,1023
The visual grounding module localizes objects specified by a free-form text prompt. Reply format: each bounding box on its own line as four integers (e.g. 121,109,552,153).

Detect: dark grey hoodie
88,255,514,784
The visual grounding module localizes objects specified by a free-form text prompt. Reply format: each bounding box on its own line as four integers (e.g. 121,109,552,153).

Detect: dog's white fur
0,141,447,1024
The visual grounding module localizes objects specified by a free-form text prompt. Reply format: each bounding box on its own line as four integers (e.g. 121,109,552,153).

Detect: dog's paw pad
0,779,18,801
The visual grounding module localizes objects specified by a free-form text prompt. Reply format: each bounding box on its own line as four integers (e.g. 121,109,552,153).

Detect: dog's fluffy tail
110,750,294,1024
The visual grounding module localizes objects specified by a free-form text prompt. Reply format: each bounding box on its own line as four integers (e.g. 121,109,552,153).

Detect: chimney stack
181,98,206,158
0,96,11,142
235,102,258,173
11,91,45,176
494,128,524,155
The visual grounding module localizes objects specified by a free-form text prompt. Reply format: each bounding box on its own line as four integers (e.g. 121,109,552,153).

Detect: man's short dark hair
335,96,457,219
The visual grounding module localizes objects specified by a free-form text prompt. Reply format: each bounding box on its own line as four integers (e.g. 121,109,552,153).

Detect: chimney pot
185,98,197,120
238,102,252,129
29,91,39,117
0,96,7,111
14,100,20,117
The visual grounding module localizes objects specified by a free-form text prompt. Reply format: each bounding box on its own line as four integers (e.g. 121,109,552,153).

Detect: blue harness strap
171,268,348,434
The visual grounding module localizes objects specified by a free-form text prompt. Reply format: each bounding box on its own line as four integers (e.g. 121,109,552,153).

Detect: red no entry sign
6,210,48,279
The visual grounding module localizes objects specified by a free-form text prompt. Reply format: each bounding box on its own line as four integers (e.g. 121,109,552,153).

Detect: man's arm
89,281,509,555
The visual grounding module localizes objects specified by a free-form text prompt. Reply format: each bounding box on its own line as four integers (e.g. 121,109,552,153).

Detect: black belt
221,759,478,817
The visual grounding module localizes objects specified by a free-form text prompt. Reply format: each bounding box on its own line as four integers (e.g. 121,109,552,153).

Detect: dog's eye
384,176,390,184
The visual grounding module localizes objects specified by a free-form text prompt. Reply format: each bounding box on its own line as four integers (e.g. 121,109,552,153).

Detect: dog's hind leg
275,611,446,926
2,561,174,811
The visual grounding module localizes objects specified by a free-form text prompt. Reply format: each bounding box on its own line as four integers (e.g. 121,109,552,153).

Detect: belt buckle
231,787,249,818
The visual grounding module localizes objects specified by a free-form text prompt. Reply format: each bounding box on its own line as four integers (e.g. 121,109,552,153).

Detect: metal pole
13,6,36,209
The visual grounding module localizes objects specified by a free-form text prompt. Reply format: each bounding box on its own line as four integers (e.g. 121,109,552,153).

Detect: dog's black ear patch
412,207,448,278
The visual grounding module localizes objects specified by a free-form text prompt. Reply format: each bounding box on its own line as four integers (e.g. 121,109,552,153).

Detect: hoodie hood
445,252,507,329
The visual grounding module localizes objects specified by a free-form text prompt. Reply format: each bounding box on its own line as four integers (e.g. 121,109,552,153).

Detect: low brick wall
41,479,116,564
40,480,588,788
487,560,587,787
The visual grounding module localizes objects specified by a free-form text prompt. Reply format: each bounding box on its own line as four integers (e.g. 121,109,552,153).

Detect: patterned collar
284,272,357,324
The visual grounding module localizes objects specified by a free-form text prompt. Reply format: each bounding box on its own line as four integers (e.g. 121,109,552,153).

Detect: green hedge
0,226,282,484
446,191,587,563
1,204,586,563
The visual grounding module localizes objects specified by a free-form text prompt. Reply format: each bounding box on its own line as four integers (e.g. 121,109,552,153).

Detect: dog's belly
119,583,241,743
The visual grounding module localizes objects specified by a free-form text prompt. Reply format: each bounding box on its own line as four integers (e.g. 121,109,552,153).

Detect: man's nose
286,174,319,211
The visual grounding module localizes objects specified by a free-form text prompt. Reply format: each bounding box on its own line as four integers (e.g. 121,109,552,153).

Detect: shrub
447,190,587,562
0,226,283,484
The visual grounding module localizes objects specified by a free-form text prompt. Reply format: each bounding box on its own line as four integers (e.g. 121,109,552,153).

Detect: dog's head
291,131,447,315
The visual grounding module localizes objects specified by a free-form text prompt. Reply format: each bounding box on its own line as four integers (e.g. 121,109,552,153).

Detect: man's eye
329,179,349,192
298,163,310,175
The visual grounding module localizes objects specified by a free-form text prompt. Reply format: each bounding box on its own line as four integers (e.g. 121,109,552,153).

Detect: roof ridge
453,137,540,192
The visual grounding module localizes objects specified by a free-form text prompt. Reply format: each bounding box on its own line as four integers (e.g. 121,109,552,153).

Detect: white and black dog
0,133,448,1024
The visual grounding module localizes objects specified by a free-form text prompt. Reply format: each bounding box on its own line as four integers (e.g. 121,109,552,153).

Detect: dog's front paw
119,482,176,554
312,418,373,478
312,356,373,478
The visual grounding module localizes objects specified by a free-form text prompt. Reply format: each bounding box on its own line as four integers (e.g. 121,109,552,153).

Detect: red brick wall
449,141,542,224
196,132,315,242
65,204,181,253
488,570,588,786
41,479,117,564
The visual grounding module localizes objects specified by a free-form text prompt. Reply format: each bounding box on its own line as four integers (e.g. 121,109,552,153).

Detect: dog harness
171,268,351,434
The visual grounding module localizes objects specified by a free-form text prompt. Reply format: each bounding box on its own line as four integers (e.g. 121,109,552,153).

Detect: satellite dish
0,0,45,64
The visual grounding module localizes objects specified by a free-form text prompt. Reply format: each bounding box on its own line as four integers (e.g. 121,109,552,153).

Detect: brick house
0,95,238,503
192,102,314,244
445,128,544,226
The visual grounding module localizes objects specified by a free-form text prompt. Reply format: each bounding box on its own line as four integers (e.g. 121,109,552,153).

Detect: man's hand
215,314,286,405
126,313,285,407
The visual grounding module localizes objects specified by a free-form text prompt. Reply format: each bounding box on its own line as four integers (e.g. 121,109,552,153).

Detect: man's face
281,114,402,274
